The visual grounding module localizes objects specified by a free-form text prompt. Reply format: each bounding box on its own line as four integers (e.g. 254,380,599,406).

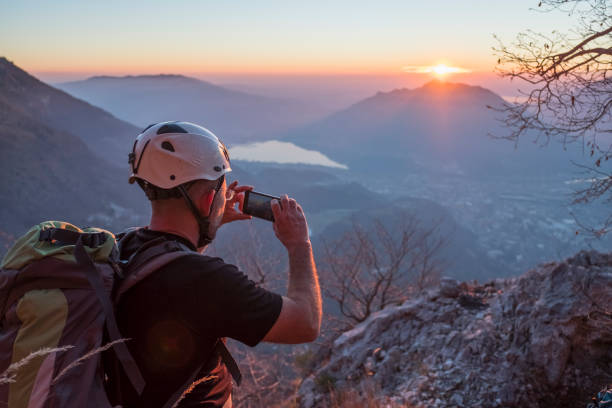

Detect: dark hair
136,178,219,201
137,179,191,200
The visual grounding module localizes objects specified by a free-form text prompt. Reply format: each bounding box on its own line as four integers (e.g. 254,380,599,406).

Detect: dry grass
51,338,128,385
1,340,128,388
170,375,218,408
307,379,413,408
0,342,415,407
1,339,223,407
231,345,303,408
327,387,410,408
0,346,74,385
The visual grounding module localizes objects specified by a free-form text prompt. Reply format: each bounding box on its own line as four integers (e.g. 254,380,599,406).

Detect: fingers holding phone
271,195,310,250
221,181,253,225
242,190,310,249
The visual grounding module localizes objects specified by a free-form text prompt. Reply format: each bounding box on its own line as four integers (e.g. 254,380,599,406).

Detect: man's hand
220,181,253,226
271,195,310,250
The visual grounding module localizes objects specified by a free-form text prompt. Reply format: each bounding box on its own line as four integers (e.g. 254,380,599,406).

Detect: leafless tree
320,213,444,326
492,0,612,233
230,344,301,408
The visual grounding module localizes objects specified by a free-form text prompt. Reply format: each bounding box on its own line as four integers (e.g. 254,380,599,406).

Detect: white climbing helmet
128,121,231,189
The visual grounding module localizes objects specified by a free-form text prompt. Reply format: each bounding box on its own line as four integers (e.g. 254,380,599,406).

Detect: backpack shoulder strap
73,239,146,396
115,239,193,302
116,251,190,301
215,339,242,386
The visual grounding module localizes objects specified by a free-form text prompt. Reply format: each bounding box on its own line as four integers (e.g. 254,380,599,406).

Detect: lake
228,140,348,169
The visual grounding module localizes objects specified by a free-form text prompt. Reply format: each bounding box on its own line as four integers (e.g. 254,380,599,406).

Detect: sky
1,0,579,102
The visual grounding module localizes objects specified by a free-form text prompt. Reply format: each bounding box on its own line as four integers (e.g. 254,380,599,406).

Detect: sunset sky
1,0,578,101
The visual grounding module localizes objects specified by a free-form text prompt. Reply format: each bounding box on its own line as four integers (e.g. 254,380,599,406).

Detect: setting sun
402,64,471,77
432,64,453,76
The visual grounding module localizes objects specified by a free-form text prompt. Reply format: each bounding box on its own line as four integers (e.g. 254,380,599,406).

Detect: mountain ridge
327,79,505,117
0,57,139,168
85,74,193,80
59,73,246,99
282,79,575,176
370,79,505,101
56,72,329,144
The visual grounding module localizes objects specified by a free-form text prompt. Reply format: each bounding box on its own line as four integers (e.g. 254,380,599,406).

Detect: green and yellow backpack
0,221,241,408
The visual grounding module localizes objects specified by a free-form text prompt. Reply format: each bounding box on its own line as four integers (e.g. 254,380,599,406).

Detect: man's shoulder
123,251,246,307
167,252,232,270
159,252,243,283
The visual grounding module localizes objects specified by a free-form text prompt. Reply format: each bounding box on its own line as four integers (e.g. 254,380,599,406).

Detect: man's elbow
304,324,320,342
269,296,321,343
307,307,322,341
295,318,320,343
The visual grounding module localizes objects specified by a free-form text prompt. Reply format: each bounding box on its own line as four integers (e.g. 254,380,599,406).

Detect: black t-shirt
112,228,283,407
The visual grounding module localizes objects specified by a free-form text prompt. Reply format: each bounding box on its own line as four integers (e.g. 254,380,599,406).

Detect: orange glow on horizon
14,53,489,79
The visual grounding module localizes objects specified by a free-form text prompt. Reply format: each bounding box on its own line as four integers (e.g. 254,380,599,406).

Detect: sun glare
432,64,453,76
402,64,471,77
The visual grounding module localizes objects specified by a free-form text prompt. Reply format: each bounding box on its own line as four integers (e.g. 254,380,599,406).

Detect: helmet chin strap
177,185,217,248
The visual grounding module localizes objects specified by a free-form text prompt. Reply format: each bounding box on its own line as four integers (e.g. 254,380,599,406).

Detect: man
110,121,322,407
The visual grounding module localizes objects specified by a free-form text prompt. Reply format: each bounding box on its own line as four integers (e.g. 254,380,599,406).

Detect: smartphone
243,190,280,222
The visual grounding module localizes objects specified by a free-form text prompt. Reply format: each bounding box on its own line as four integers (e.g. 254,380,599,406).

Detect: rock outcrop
299,251,612,407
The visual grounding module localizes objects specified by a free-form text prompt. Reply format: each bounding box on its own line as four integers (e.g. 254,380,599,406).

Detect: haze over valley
2,57,608,281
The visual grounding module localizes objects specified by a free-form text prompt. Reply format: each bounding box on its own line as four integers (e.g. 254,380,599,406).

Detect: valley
2,57,609,284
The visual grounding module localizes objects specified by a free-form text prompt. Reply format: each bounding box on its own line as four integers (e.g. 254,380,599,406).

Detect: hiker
109,121,322,407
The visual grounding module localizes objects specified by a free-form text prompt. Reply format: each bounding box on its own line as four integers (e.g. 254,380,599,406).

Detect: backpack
0,221,241,408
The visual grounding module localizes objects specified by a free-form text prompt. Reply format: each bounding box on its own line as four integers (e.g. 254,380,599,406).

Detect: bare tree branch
492,0,612,234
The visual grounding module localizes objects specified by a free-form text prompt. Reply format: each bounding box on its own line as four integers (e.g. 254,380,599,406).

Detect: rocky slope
298,251,612,407
0,57,139,168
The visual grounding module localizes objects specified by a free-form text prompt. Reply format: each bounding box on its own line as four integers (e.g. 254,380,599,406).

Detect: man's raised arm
263,195,322,344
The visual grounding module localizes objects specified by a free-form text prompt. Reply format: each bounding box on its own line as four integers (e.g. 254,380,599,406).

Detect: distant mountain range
56,74,328,145
284,80,584,176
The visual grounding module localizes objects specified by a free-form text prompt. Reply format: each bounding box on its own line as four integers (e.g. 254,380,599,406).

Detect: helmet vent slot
161,141,175,152
157,123,188,135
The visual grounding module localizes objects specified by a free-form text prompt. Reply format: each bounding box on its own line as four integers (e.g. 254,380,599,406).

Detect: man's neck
149,217,198,249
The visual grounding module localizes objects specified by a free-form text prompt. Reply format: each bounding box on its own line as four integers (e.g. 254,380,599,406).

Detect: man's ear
197,189,216,216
